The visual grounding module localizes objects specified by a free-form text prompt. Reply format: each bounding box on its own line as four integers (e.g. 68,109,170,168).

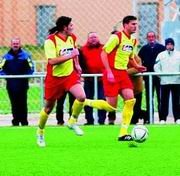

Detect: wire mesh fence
1,0,180,59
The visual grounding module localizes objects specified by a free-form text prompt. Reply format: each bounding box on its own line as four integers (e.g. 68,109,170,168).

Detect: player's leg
37,84,59,147
68,83,86,135
84,99,117,112
118,88,136,141
37,100,55,147
84,71,118,112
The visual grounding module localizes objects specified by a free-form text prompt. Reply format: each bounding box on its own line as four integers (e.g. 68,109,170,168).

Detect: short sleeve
44,39,57,59
103,34,119,54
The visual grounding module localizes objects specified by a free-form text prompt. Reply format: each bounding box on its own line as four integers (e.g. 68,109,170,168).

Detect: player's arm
44,39,79,65
129,55,147,73
73,54,82,76
101,34,119,82
129,39,146,73
101,50,115,83
127,55,141,75
49,49,79,65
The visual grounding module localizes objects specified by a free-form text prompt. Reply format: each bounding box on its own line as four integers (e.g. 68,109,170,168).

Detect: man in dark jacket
0,37,34,126
138,31,165,123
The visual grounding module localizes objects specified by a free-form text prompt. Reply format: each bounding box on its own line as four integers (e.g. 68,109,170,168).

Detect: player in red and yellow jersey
101,16,146,141
37,16,116,147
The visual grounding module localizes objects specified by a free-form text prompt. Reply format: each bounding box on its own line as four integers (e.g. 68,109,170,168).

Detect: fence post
94,75,98,124
40,76,44,108
148,74,154,124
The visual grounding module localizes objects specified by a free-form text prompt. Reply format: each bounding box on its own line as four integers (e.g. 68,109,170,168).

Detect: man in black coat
138,31,165,123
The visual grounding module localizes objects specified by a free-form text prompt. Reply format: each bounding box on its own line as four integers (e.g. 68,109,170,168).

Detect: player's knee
125,98,136,107
76,95,86,102
45,101,55,114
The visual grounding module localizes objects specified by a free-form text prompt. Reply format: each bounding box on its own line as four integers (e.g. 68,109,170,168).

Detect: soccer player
37,16,116,147
101,15,146,141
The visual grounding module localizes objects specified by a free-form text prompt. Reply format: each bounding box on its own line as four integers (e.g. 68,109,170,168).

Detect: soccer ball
131,125,149,143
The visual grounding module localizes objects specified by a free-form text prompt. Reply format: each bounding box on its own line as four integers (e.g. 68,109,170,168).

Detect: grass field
0,125,179,176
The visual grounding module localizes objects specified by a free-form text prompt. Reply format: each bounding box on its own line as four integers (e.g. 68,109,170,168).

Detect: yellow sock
37,128,44,135
71,99,84,119
38,109,48,129
68,116,77,125
84,99,117,112
68,99,84,125
119,98,136,137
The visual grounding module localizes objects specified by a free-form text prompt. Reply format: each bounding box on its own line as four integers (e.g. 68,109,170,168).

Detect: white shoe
37,134,46,147
176,119,180,124
37,128,46,147
160,120,166,125
68,123,84,136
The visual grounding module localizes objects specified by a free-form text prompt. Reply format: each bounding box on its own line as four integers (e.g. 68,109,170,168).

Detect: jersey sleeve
44,39,57,59
103,34,119,54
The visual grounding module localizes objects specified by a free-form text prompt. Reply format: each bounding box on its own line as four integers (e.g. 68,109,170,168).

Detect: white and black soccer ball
131,125,149,143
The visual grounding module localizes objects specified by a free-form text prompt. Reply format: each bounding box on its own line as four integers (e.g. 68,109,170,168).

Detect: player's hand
136,65,147,72
71,48,79,58
64,48,79,60
107,70,115,83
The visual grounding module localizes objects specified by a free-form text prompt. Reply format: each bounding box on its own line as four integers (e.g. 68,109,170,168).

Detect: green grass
0,125,180,176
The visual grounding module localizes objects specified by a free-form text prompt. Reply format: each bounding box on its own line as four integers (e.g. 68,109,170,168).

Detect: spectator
56,92,75,125
138,31,165,123
154,38,180,124
0,37,34,126
127,56,146,124
101,15,146,141
80,32,116,125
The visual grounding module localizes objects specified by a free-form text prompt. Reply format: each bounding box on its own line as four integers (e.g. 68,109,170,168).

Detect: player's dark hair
122,15,137,26
49,16,72,34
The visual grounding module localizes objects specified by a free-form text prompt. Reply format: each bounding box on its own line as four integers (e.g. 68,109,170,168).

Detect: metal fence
0,72,179,124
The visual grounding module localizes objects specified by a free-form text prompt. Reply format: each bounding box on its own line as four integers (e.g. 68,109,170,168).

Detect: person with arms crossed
138,31,165,124
101,15,146,141
154,38,180,124
37,16,116,147
0,37,34,126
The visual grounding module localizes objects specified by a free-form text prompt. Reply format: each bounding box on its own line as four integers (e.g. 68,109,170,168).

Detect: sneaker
37,129,46,147
118,135,133,141
67,123,84,136
176,119,180,124
160,120,166,125
67,116,84,136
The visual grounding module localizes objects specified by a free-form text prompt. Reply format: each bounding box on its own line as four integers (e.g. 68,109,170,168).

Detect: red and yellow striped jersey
103,31,137,70
44,33,76,77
